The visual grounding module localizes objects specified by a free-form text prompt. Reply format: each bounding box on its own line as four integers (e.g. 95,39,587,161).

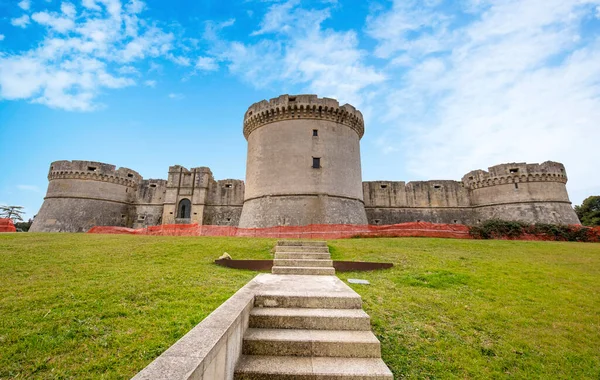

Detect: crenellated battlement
243,94,364,139
47,160,142,188
461,161,568,190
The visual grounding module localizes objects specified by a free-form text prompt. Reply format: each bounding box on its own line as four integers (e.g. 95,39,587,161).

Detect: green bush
470,219,599,242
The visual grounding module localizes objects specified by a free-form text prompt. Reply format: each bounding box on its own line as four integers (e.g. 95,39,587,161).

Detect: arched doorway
178,198,191,219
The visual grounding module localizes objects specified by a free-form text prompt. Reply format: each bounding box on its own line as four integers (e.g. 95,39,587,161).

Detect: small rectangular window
312,157,321,169
225,184,232,188
510,168,519,174
434,185,441,189
88,166,97,171
313,129,318,136
380,184,388,189
127,173,134,178
515,183,519,189
149,184,157,188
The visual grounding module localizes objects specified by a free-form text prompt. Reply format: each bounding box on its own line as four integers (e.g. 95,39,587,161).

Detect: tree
574,196,600,226
0,205,25,223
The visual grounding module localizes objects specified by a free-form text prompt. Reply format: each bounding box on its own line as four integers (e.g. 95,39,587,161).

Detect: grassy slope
1,234,599,379
330,238,600,379
0,234,274,379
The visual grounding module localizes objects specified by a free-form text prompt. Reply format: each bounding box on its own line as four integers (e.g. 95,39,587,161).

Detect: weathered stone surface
239,99,368,227
31,97,580,232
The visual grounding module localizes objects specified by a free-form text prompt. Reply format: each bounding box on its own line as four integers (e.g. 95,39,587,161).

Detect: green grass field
1,234,599,379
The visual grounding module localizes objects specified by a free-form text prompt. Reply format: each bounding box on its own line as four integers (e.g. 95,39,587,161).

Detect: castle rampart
363,161,579,225
31,96,580,231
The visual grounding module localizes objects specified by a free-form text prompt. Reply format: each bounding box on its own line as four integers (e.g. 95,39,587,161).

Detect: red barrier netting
87,222,600,241
0,218,16,233
88,222,472,239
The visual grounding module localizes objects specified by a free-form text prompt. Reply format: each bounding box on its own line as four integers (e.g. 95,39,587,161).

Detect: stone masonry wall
30,160,142,232
203,179,245,225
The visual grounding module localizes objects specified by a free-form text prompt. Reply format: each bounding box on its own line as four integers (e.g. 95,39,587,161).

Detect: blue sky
1,0,599,219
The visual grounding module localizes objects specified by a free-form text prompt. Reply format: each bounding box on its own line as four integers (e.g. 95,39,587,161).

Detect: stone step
272,266,335,275
235,355,393,379
249,307,371,331
255,292,362,309
242,329,382,358
275,246,330,253
273,259,333,268
277,240,328,247
274,252,331,260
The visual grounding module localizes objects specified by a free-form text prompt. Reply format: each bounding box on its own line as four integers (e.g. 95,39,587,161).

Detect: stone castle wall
31,159,580,232
30,96,580,232
363,161,579,225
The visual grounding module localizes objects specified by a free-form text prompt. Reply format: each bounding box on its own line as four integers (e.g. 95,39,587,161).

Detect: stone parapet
48,160,141,188
462,161,568,190
243,94,364,139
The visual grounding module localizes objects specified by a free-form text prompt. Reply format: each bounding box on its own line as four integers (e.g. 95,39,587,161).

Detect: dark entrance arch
178,198,191,219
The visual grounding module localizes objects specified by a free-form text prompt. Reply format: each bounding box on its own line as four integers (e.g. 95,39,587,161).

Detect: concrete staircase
272,240,336,275
234,241,393,379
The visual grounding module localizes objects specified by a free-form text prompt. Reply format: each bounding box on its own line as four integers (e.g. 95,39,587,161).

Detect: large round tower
238,94,368,228
30,160,142,232
461,161,580,225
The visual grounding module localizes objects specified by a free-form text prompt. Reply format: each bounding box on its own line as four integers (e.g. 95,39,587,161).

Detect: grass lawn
0,234,274,379
1,234,599,379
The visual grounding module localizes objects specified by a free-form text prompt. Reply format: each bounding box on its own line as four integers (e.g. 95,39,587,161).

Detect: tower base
238,194,368,228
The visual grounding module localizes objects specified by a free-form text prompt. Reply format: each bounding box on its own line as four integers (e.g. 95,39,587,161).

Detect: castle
30,94,580,233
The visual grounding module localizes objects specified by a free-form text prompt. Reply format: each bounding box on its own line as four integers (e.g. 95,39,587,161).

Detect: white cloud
367,0,600,205
117,65,139,75
144,79,156,87
0,35,5,42
11,15,31,28
148,61,163,73
0,0,181,111
18,0,31,11
17,185,42,193
209,1,384,107
32,11,76,33
82,0,101,11
195,56,218,71
61,2,77,18
168,54,191,66
168,92,184,99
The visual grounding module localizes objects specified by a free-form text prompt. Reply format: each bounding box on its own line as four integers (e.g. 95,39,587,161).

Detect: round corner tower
461,161,580,225
238,94,368,228
30,160,142,232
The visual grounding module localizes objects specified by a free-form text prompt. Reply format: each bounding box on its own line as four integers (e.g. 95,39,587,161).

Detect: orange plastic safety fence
0,218,16,233
88,222,472,239
87,222,600,242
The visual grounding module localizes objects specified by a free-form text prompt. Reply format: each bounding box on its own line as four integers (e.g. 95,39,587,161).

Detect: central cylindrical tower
238,94,368,228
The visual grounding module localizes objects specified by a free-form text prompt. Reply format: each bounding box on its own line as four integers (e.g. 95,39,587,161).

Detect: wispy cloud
195,56,218,71
168,92,184,99
144,79,156,87
17,185,43,193
0,35,5,42
0,0,179,111
205,1,384,107
18,0,31,11
367,0,600,203
11,15,31,28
